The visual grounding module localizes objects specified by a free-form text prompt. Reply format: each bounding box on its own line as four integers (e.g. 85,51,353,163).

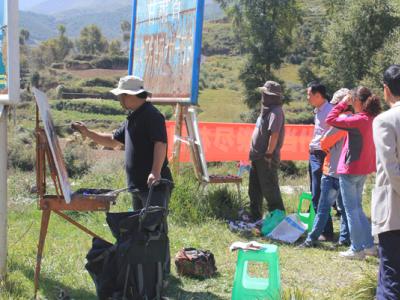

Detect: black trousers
377,230,400,300
248,159,285,221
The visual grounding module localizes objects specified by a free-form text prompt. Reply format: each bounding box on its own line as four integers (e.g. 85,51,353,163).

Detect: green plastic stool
296,192,315,232
232,244,281,300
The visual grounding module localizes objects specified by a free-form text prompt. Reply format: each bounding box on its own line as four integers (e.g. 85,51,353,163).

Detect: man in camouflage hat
248,81,286,234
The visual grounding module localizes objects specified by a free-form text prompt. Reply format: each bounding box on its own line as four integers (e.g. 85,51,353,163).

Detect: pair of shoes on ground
339,245,378,260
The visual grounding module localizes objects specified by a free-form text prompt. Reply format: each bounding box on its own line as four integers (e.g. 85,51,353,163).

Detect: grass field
2,47,378,299
1,158,379,300
198,89,246,122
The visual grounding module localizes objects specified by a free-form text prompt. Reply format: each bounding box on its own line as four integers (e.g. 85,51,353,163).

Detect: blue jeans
336,191,350,244
339,174,374,252
309,151,333,236
307,175,339,242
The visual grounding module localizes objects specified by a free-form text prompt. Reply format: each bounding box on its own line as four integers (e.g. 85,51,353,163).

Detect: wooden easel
171,104,242,194
33,107,117,298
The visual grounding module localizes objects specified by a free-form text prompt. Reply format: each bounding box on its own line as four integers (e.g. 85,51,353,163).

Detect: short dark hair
308,81,327,99
383,64,400,97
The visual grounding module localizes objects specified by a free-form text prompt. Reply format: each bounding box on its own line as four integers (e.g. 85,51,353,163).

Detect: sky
19,0,46,11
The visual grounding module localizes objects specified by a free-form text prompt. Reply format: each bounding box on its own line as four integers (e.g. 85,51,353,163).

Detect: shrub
240,109,259,123
202,22,239,56
72,54,98,61
65,60,93,70
52,100,125,115
169,170,245,223
169,175,203,224
8,130,35,171
201,186,244,220
81,78,116,88
64,142,93,178
51,62,65,69
55,85,115,100
91,56,128,69
19,90,33,102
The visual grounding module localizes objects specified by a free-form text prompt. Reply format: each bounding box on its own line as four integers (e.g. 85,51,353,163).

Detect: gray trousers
248,159,285,221
131,187,171,275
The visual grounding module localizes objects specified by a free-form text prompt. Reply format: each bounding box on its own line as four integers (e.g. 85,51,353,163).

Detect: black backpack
86,205,169,299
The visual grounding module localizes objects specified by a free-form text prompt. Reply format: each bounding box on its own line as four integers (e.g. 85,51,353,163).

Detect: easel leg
34,209,51,298
198,182,207,194
172,104,184,176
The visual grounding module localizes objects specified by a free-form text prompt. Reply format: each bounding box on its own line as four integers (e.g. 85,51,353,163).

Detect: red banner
166,121,313,162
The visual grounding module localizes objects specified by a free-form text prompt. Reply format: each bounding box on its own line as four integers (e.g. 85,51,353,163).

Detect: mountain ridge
20,0,225,42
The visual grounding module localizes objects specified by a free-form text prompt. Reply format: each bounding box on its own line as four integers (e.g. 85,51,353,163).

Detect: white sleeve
373,117,400,196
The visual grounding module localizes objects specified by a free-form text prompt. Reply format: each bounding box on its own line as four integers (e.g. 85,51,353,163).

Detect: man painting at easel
72,75,173,276
72,75,173,210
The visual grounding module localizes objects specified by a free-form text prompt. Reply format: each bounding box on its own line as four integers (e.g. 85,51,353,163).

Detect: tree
56,24,74,60
19,29,30,46
121,20,131,42
30,25,73,69
19,29,31,88
108,40,122,56
322,0,400,89
76,25,108,55
121,20,131,53
362,28,400,94
216,0,301,109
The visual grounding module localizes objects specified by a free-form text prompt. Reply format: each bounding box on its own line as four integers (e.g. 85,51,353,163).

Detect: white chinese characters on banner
147,0,182,24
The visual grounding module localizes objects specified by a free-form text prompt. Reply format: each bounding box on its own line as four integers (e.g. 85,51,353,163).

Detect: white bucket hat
331,88,350,105
110,75,152,97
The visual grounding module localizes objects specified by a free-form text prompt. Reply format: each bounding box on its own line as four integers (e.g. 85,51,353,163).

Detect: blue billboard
128,0,205,105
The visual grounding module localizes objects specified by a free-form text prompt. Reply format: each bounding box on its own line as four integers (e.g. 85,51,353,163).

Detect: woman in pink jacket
326,86,382,260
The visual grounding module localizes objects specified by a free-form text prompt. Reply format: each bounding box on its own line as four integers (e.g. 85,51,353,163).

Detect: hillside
19,0,225,41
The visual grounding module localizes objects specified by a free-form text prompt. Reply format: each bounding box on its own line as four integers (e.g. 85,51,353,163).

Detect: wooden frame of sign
171,104,242,195
33,90,117,298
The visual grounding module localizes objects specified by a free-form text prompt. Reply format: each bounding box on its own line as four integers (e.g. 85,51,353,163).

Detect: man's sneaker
297,240,318,249
339,248,365,260
364,245,378,257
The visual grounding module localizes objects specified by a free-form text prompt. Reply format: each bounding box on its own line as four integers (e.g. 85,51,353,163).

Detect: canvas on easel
181,106,242,193
34,88,72,203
